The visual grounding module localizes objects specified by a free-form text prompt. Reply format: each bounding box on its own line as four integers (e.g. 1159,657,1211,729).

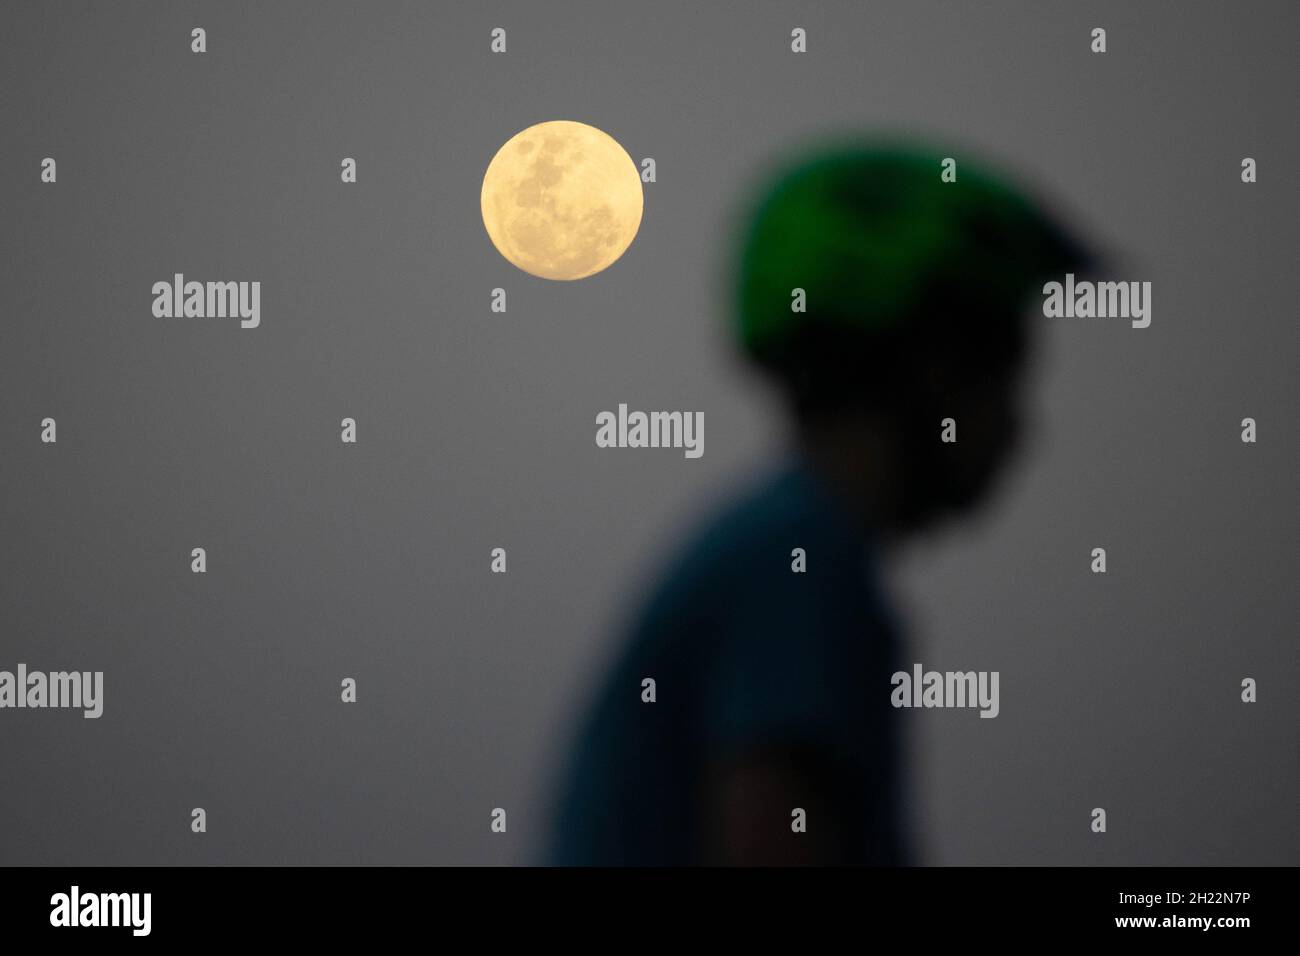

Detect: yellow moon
481,120,644,280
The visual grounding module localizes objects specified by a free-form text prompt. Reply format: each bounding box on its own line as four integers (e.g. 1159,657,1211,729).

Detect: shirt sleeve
697,565,851,756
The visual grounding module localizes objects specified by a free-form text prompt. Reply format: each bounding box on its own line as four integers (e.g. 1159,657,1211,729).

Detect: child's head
733,141,1092,526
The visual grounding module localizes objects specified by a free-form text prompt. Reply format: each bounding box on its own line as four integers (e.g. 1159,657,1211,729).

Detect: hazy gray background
1,0,1295,866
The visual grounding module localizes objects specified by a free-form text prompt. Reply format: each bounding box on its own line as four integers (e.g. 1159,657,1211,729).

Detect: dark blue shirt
548,461,908,865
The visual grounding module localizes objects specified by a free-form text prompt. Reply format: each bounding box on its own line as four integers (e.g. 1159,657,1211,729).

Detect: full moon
480,120,644,281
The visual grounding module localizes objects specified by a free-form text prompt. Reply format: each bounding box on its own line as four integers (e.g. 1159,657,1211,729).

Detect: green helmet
734,140,1090,374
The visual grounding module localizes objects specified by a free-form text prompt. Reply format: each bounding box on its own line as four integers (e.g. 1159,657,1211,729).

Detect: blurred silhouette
548,141,1091,865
